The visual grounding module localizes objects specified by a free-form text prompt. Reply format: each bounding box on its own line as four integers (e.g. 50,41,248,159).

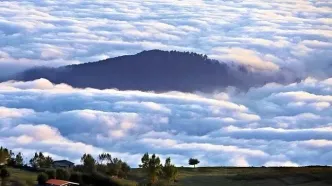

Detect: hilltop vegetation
2,146,332,186
1,146,180,186
7,50,293,92
2,166,332,186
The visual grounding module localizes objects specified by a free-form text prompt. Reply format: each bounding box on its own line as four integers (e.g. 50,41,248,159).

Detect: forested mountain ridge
6,50,291,92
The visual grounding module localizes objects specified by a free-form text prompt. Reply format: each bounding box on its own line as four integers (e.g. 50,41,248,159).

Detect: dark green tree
37,152,45,168
108,158,122,176
29,152,53,168
44,156,53,168
163,157,178,183
98,153,112,165
105,153,112,164
98,153,106,165
120,162,131,178
188,158,200,168
15,152,24,166
29,153,39,168
96,153,130,178
81,154,96,172
139,153,163,184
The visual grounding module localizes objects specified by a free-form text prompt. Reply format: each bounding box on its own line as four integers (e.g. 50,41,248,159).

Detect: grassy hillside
6,167,38,186
124,167,332,186
5,166,332,186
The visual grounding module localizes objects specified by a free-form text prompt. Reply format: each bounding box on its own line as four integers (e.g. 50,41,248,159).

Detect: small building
53,160,75,169
46,179,79,186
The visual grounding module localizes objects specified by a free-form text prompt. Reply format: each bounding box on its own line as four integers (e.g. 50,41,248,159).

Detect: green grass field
6,167,38,186
5,166,332,186
126,167,332,186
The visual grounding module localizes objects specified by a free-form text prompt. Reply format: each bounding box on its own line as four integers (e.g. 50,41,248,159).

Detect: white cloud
230,156,250,167
0,78,332,167
211,47,280,70
264,161,299,167
1,0,332,167
0,0,330,77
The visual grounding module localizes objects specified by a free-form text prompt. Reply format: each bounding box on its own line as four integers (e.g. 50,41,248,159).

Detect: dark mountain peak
136,50,213,62
4,50,290,92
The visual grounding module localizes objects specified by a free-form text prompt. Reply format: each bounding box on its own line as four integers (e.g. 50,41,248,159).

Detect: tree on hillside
29,152,53,168
44,156,54,168
29,153,39,168
139,153,163,184
108,158,122,176
0,147,10,165
37,152,45,168
120,162,130,178
98,153,106,165
98,153,112,165
97,153,131,178
105,153,112,164
0,168,10,186
188,158,200,168
15,152,24,166
163,157,178,183
81,154,96,172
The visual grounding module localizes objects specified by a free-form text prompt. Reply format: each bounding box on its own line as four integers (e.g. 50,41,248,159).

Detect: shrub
162,158,178,183
91,172,112,186
56,168,70,180
69,172,83,184
37,173,48,185
0,168,10,178
139,153,163,184
0,168,10,186
45,169,56,179
80,172,120,186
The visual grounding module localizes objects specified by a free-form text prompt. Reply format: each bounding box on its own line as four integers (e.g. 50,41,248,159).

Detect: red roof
46,179,78,186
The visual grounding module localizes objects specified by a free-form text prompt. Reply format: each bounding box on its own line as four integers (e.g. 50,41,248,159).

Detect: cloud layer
1,78,332,167
1,0,331,167
0,0,331,77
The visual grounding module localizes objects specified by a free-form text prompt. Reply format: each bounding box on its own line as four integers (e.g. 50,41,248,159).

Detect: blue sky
0,0,332,167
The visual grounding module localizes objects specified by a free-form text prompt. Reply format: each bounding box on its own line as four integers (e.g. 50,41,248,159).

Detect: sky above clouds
0,0,332,167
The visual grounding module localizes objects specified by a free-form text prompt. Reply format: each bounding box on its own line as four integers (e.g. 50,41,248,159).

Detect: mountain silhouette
6,50,291,92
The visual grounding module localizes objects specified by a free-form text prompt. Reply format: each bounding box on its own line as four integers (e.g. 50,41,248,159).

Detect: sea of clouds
0,0,332,167
0,78,332,167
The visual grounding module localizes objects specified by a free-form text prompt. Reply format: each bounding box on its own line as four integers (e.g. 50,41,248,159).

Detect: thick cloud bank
0,0,331,77
1,0,331,166
0,78,332,167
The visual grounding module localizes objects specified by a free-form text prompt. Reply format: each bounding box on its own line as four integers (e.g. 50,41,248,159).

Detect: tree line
0,147,131,186
1,146,201,186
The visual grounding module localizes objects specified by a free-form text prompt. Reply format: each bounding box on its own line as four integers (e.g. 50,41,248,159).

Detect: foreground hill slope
10,50,291,92
5,166,332,186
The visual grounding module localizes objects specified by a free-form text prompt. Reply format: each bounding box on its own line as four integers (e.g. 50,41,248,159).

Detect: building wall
53,162,73,168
